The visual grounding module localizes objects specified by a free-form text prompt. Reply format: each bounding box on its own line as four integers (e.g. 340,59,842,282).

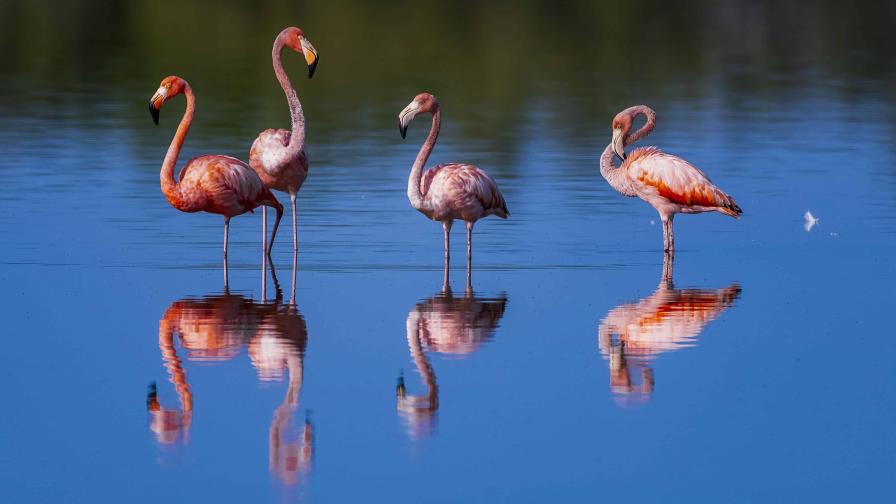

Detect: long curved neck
273,39,305,158
160,85,194,203
625,105,657,146
159,318,193,415
407,109,440,211
600,142,631,194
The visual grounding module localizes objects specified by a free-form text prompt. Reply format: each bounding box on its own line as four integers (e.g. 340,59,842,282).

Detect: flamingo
249,27,319,253
597,255,741,406
600,105,742,253
149,76,283,266
398,93,509,281
396,281,507,439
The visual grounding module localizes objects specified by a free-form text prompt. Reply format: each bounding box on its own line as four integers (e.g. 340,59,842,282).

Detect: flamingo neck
160,85,195,206
599,142,632,194
407,108,440,212
158,318,193,415
405,311,439,412
625,105,657,146
273,39,305,159
600,105,657,196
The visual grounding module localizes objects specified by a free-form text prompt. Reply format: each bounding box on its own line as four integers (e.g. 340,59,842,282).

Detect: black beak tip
399,123,408,139
308,57,318,79
149,103,160,125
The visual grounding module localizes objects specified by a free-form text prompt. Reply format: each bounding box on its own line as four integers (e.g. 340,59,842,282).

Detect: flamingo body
173,154,280,217
601,105,741,252
418,162,508,222
250,129,309,194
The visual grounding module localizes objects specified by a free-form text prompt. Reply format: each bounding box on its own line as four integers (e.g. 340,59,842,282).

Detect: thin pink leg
223,217,230,289
262,206,268,256
290,192,298,253
465,221,473,290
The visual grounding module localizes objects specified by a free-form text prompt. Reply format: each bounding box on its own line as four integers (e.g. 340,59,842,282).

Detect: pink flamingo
398,93,509,278
249,26,319,253
149,76,283,263
601,105,742,253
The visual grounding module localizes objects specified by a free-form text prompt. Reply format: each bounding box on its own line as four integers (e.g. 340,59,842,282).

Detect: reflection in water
598,255,741,406
397,282,507,440
148,256,312,486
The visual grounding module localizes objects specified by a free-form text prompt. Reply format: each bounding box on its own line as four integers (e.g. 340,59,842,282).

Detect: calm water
1,1,895,501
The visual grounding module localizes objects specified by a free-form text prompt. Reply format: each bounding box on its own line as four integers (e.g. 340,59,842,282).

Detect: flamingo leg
267,203,283,257
465,221,474,290
442,221,452,273
290,192,298,253
661,214,675,254
662,251,674,284
224,217,230,289
262,206,268,256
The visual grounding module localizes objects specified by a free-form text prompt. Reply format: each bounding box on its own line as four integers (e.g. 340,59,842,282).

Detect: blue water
2,2,895,501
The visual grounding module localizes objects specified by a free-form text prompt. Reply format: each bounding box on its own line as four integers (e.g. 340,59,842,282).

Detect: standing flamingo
600,105,742,253
149,76,283,265
398,93,509,281
249,27,319,253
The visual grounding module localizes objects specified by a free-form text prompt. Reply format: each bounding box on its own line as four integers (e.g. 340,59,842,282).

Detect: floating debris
804,210,819,232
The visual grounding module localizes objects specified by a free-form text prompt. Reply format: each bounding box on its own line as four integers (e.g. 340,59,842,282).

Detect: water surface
1,1,895,501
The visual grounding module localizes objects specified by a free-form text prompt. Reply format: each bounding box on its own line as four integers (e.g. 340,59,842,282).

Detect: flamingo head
611,110,633,161
281,27,319,79
398,92,439,139
149,76,188,125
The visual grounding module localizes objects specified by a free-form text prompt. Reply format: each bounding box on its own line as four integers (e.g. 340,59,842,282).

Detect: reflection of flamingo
598,256,741,405
398,93,509,280
148,260,312,485
249,27,319,253
148,76,283,263
248,280,312,486
600,105,741,253
147,292,262,444
397,282,507,439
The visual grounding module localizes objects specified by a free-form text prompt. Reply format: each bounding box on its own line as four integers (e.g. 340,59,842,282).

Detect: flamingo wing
424,163,509,219
180,155,268,215
625,147,741,216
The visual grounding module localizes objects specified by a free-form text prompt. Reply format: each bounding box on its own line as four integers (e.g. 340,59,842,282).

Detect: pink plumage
600,105,741,253
249,26,319,253
149,76,283,262
398,93,509,280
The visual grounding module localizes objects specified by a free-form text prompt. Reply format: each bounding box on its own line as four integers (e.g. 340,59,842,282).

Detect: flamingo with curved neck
250,26,319,254
600,105,741,253
149,76,283,264
398,93,509,283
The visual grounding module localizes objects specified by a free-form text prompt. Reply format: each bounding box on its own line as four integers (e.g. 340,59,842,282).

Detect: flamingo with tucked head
149,76,283,263
398,93,509,281
600,105,742,253
249,27,319,253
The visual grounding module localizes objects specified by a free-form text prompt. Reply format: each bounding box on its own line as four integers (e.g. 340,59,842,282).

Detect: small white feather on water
804,210,819,232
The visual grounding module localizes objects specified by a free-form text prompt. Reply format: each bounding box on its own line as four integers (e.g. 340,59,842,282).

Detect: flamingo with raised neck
600,105,742,253
398,93,509,281
249,26,319,254
149,76,283,263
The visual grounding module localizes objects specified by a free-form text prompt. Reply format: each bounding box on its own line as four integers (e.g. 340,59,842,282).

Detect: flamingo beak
301,38,319,79
149,86,167,125
398,101,419,139
612,127,626,161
